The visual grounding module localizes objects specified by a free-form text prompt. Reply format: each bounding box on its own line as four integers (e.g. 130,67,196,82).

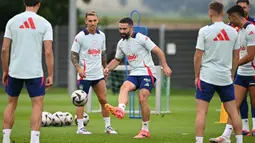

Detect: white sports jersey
196,22,239,86
71,29,106,80
115,32,156,77
237,23,255,76
4,11,53,79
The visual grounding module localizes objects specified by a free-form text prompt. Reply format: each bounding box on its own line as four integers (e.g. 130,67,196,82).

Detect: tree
0,0,69,31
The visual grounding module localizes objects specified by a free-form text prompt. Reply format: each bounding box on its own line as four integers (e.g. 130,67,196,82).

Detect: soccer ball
63,112,73,126
71,90,88,106
74,112,89,126
51,112,65,127
41,111,52,127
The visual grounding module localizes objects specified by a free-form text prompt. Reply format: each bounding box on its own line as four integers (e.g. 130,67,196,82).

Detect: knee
139,94,148,104
120,84,130,92
98,98,107,105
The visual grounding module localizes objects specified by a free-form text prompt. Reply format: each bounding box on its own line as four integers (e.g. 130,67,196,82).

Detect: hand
162,65,172,77
2,72,8,86
45,76,53,91
103,67,109,77
77,67,86,78
195,77,199,86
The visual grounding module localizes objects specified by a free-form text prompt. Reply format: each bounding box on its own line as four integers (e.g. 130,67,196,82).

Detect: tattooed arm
71,51,85,77
101,51,107,68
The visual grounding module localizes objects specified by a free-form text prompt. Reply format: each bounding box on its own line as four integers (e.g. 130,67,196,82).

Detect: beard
120,32,130,39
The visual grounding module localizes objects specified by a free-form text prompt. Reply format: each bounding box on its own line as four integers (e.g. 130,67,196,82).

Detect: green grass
0,88,254,143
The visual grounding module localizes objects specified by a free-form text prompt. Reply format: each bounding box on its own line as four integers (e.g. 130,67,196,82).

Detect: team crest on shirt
127,54,137,62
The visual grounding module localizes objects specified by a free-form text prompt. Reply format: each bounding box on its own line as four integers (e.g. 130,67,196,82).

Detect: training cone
215,103,228,123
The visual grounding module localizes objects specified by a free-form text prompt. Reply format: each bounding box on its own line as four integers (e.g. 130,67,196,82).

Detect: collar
122,32,137,41
83,28,100,35
243,22,250,29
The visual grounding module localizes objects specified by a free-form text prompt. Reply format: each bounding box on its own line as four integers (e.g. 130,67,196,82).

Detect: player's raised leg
92,79,117,134
105,80,136,119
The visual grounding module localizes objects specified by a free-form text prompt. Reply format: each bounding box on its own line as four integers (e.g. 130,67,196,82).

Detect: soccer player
194,2,243,143
70,10,117,135
209,4,255,143
103,17,172,138
234,0,255,136
1,0,54,143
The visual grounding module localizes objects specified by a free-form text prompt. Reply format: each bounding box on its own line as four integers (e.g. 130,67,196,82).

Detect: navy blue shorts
5,75,45,97
126,76,156,93
77,78,104,94
196,79,235,103
234,74,255,88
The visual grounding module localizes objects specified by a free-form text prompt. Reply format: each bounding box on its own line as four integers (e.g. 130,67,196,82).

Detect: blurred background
0,0,255,89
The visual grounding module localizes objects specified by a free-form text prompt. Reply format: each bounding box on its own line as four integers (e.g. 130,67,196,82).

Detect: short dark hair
119,17,133,26
236,0,250,5
209,1,224,14
24,0,41,7
227,5,246,17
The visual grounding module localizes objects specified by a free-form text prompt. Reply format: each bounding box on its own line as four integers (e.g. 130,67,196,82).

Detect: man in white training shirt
1,0,54,143
194,2,242,143
104,17,172,138
71,10,117,135
210,4,255,143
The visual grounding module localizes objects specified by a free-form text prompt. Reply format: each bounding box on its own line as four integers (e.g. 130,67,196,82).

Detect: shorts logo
144,78,151,83
78,84,84,90
144,83,150,87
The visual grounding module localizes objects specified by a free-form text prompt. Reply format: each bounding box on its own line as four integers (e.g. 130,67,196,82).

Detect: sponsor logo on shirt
88,49,101,55
127,54,137,62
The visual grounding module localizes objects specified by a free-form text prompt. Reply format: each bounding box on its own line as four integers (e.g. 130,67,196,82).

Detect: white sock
2,129,11,143
195,136,203,143
222,124,233,139
242,119,249,131
141,121,149,131
104,117,111,128
235,135,243,143
252,118,255,130
77,119,84,130
30,131,40,143
118,103,126,111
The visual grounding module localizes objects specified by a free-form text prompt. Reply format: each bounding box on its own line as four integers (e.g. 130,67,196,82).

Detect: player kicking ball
103,17,172,138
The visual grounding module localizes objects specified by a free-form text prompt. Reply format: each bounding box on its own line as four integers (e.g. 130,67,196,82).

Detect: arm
1,38,11,85
1,38,11,73
232,49,239,78
101,51,107,68
152,46,168,68
44,40,54,77
194,49,203,80
71,51,85,78
106,58,121,72
238,45,255,66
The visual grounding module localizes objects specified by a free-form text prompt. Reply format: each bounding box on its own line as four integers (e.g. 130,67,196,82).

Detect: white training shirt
237,23,255,76
195,22,239,86
71,29,106,80
115,32,156,77
4,11,53,79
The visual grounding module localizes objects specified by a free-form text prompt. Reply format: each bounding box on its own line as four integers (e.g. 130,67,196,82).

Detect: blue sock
240,97,248,119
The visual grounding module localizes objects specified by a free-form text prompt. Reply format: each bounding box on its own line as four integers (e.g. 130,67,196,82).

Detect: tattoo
71,51,80,69
102,51,107,68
